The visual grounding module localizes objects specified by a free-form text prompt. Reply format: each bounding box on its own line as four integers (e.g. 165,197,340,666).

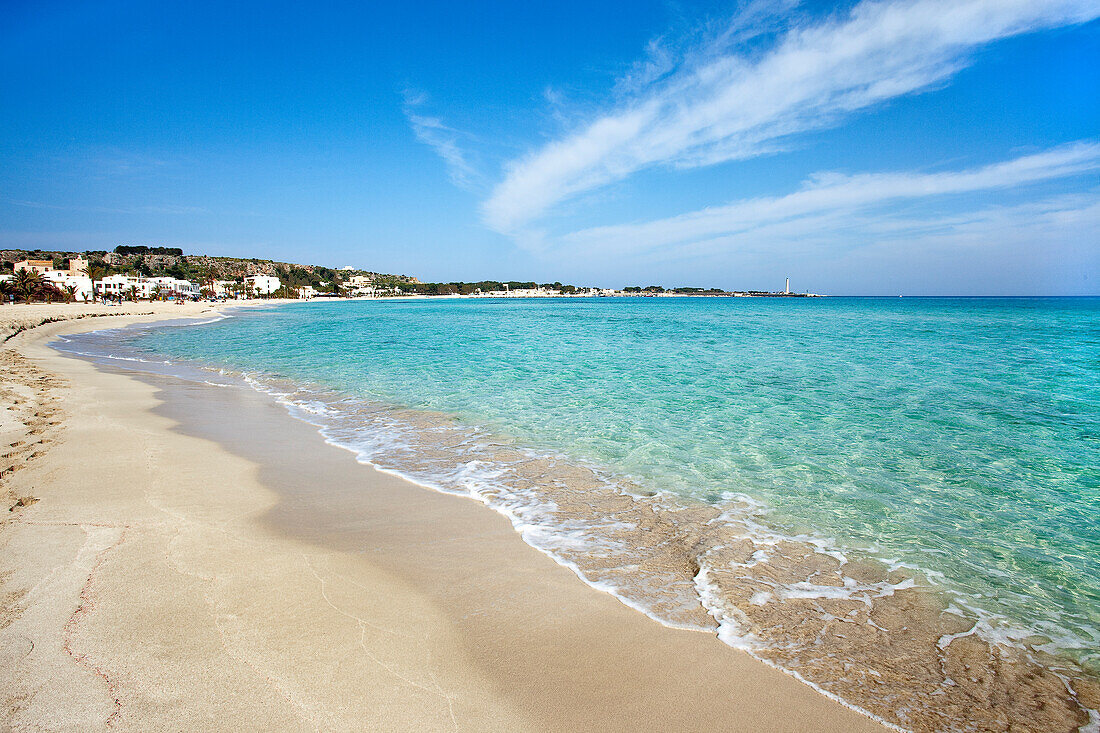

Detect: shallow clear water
125,297,1099,670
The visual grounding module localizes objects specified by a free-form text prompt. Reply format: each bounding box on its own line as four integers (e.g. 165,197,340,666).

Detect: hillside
0,247,420,293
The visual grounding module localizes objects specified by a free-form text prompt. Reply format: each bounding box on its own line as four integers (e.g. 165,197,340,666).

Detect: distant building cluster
97,274,202,300
1,246,426,305
473,284,577,297
0,249,820,304
1,256,286,303
6,257,96,301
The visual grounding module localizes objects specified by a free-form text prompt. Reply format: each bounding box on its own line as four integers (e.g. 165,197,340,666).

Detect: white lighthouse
785,277,790,295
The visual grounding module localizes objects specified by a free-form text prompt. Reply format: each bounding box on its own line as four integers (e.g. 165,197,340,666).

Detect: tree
41,283,61,303
13,270,43,304
115,245,182,257
63,284,78,303
85,263,104,302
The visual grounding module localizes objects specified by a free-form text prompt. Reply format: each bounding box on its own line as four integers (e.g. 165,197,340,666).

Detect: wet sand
0,305,887,730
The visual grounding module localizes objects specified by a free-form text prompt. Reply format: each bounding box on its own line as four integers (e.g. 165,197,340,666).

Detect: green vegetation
1,270,65,304
393,281,727,296
0,247,734,300
0,248,418,297
625,285,726,294
114,245,184,256
398,281,544,295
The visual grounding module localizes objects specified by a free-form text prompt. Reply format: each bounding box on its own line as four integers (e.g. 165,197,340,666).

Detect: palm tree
201,270,216,298
63,284,78,303
85,263,104,284
127,285,138,302
84,263,104,301
13,270,43,304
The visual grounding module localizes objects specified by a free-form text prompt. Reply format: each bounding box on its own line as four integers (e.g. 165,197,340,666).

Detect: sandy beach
0,303,888,731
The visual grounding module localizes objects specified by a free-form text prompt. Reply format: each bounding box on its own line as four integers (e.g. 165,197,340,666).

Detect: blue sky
2,0,1098,294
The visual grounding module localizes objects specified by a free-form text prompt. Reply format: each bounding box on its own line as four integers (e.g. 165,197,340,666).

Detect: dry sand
0,303,887,731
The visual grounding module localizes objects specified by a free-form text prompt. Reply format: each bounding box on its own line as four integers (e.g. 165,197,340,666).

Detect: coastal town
0,247,819,303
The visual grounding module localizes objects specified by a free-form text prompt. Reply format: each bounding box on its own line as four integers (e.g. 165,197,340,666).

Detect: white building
11,257,94,300
477,285,561,298
97,274,153,299
147,276,201,299
245,275,281,295
94,275,199,300
178,280,201,298
297,285,319,299
42,271,94,301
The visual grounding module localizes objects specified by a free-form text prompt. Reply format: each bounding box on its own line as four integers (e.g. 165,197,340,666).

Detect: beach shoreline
92,297,1099,731
0,303,887,731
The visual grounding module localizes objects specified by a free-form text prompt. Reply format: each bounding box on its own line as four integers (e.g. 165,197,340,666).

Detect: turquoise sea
64,296,1100,727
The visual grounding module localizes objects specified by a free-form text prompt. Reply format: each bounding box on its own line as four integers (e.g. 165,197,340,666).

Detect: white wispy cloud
643,192,1100,276
402,91,480,189
482,0,1100,235
614,0,804,99
558,141,1100,257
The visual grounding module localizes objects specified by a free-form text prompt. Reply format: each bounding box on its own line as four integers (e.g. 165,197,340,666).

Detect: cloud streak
402,91,480,189
482,0,1100,235
559,141,1100,257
